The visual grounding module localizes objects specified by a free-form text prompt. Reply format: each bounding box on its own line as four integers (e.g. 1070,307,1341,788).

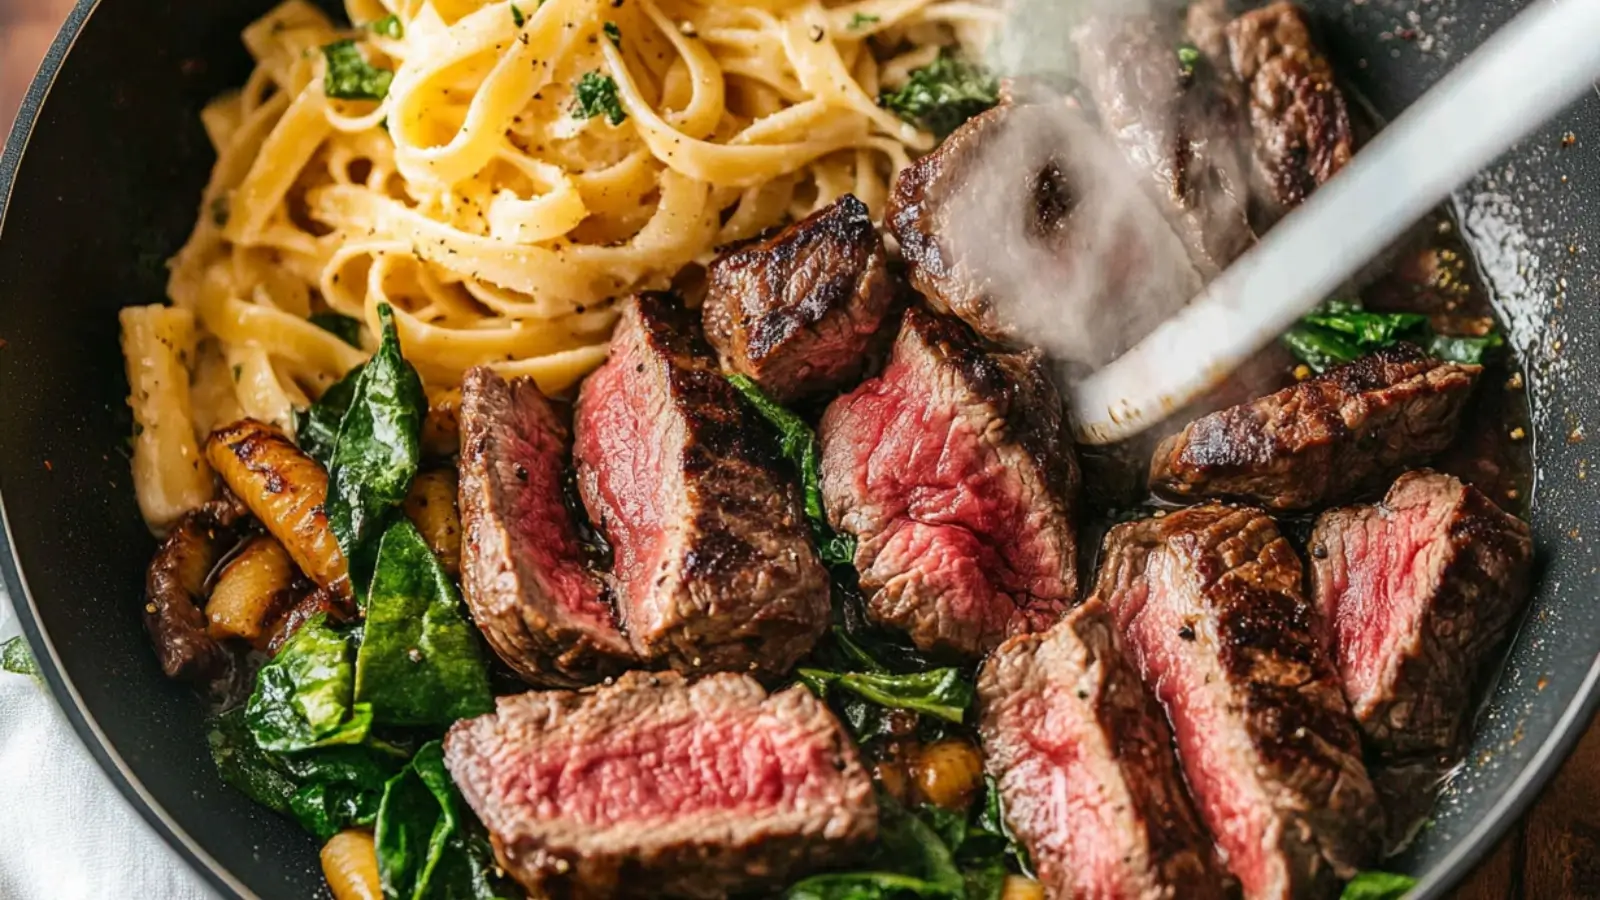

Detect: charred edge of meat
144,494,251,681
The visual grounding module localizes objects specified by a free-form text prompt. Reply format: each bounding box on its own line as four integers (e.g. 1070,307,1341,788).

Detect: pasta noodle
120,306,216,532
142,0,993,525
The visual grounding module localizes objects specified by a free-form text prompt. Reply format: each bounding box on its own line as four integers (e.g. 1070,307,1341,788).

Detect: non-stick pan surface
1,0,1595,896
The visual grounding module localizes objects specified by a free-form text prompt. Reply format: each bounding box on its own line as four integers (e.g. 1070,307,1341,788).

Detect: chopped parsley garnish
370,14,403,39
848,12,880,30
510,3,525,27
603,20,622,47
879,50,999,139
1177,43,1201,76
322,40,394,101
571,71,627,125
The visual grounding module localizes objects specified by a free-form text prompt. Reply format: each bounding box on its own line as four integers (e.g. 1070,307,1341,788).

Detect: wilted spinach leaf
1283,299,1505,373
376,741,505,900
786,795,964,899
295,364,365,468
799,666,973,725
355,519,494,727
725,373,857,566
0,635,39,677
879,51,999,139
973,776,1032,878
209,707,300,815
311,312,365,348
1340,871,1417,900
1426,331,1504,365
326,303,428,595
245,614,372,753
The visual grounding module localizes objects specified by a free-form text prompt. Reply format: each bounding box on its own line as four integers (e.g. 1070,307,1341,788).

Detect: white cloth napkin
0,595,219,900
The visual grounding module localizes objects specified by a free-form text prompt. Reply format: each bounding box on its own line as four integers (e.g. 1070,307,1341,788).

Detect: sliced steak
1308,470,1534,758
444,671,877,899
979,598,1230,899
1097,505,1382,900
574,293,830,677
457,366,634,687
702,194,897,402
819,306,1078,657
1150,343,1480,511
886,99,1205,368
1072,10,1255,275
1226,1,1353,220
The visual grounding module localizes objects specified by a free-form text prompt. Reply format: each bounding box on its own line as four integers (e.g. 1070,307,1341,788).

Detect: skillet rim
0,2,1595,898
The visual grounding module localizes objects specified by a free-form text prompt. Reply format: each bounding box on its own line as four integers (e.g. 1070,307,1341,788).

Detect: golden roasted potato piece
206,535,296,647
910,737,984,811
421,387,462,458
321,830,380,900
205,419,350,597
1000,875,1044,900
403,469,461,574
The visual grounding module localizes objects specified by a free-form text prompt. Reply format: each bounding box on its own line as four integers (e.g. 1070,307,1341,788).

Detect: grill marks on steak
886,99,1207,367
1150,343,1480,511
574,293,830,678
457,367,633,686
1308,470,1534,758
1072,11,1255,276
819,307,1078,657
702,194,897,402
444,671,877,899
1097,505,1381,900
978,599,1230,899
1225,1,1354,220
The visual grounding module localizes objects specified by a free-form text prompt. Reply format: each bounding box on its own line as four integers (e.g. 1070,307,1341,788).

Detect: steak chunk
445,671,877,899
703,194,897,402
1308,470,1534,758
457,366,633,687
574,293,830,677
819,307,1078,657
1072,11,1255,275
886,99,1206,367
1150,343,1480,511
1226,1,1353,220
979,599,1230,899
1097,505,1382,900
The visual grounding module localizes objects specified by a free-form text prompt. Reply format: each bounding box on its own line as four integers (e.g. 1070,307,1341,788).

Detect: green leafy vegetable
787,796,966,899
326,303,428,595
571,71,628,126
208,707,301,815
1283,298,1505,374
604,20,622,47
725,373,857,566
371,14,404,38
0,635,39,677
510,3,525,27
355,519,494,727
245,614,373,753
294,365,364,468
1177,43,1201,76
1340,871,1417,900
799,666,972,724
376,741,505,900
322,40,394,101
849,12,881,29
310,312,365,348
879,51,998,139
973,776,1032,877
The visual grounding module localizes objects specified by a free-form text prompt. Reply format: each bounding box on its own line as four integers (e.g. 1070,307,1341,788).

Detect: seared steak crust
1072,10,1255,275
1309,470,1534,757
979,599,1230,899
574,293,830,677
457,366,633,687
820,307,1079,657
1150,343,1480,510
703,194,897,402
1226,1,1353,219
1098,505,1382,900
444,671,877,899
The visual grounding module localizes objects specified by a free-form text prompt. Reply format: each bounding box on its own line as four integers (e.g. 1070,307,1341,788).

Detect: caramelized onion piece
143,495,249,680
206,534,298,648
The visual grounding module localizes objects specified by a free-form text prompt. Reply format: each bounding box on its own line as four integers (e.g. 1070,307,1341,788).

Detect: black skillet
0,0,1595,896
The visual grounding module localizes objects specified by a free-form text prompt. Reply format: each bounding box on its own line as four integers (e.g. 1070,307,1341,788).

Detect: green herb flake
370,14,404,38
1340,871,1417,900
244,614,373,753
231,364,243,383
1177,43,1201,75
571,71,628,126
322,39,394,101
848,12,881,30
510,2,525,27
0,635,40,678
879,50,999,139
354,519,494,727
209,196,230,227
309,311,365,348
604,20,622,47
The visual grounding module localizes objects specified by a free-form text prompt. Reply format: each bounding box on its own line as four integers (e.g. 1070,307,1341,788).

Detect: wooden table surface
1,1,1596,897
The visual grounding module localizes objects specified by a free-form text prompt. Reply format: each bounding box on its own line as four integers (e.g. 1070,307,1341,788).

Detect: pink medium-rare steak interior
1098,505,1381,900
444,671,877,897
978,599,1229,899
819,307,1078,656
457,366,632,686
1309,469,1534,756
